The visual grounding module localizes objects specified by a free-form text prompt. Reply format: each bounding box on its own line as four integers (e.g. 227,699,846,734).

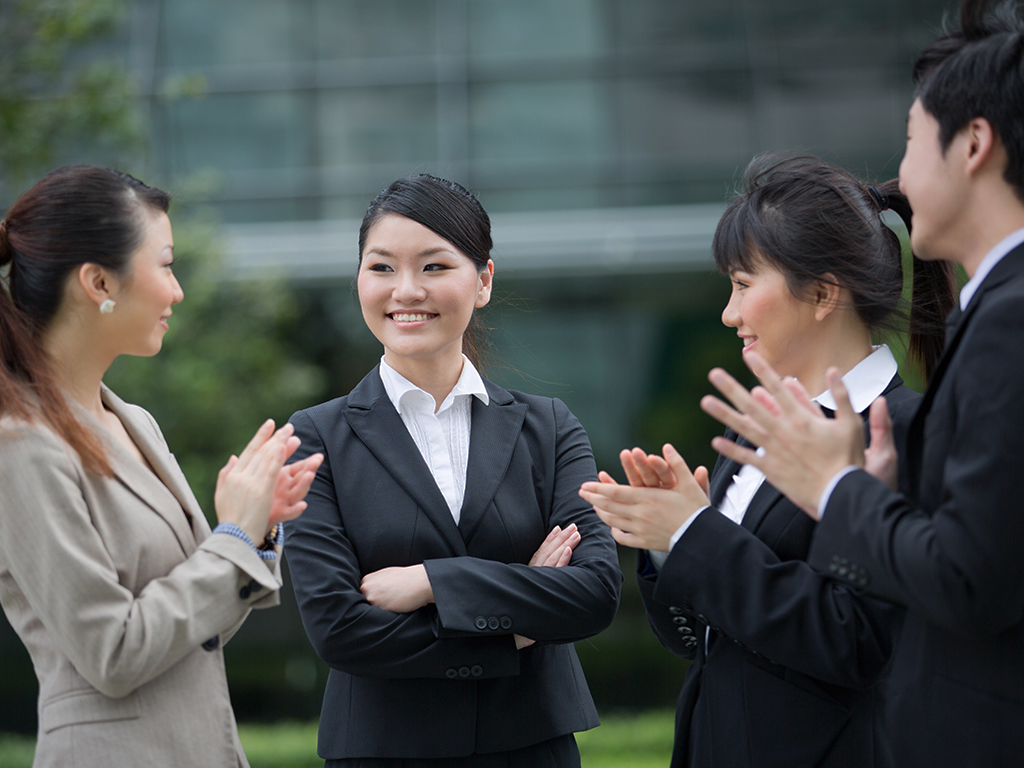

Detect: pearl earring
99,299,116,315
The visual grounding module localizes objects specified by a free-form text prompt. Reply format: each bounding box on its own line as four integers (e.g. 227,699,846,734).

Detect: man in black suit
700,2,1024,765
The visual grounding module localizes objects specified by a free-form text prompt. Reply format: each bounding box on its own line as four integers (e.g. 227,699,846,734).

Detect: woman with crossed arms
285,174,621,767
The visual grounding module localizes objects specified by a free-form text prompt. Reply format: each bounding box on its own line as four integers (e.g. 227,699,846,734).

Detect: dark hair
0,165,171,475
914,0,1024,199
358,174,493,370
712,153,957,379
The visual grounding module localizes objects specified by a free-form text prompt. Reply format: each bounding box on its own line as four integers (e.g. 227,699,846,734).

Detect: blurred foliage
104,208,328,519
0,0,145,191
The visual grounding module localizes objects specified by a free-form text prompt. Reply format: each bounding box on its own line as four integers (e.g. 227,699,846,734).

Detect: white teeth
743,338,756,346
392,313,432,322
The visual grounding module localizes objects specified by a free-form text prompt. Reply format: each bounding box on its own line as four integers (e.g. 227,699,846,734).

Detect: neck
790,320,874,400
384,346,466,410
953,188,1024,277
40,315,116,421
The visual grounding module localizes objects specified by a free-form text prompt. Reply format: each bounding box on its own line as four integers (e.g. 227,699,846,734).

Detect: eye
732,279,749,290
423,263,450,272
164,259,176,269
367,263,393,273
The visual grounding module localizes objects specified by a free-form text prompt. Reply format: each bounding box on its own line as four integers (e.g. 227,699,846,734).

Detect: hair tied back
867,186,889,212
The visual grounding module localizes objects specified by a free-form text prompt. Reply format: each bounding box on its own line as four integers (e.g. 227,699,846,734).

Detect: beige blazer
0,386,282,768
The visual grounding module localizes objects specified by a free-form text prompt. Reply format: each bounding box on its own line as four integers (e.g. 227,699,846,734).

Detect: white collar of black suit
959,226,1024,310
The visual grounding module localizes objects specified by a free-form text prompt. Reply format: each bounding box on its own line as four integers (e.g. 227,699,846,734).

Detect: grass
0,709,675,768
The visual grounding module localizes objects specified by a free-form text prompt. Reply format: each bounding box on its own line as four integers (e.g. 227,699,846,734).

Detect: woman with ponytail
0,166,321,767
580,153,956,768
283,174,621,767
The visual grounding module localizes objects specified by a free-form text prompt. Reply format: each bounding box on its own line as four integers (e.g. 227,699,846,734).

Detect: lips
740,335,757,353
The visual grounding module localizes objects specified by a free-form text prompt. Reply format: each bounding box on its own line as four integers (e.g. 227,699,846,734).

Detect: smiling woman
284,174,622,768
0,166,322,768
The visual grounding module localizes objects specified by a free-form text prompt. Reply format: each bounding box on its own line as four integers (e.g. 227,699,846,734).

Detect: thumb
826,367,858,425
868,396,893,447
694,465,710,498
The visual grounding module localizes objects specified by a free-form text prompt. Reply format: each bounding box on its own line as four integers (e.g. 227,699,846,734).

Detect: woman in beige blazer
0,166,322,767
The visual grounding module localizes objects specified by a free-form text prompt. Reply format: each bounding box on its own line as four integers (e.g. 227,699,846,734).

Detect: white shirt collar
379,355,489,414
813,344,898,414
960,226,1024,310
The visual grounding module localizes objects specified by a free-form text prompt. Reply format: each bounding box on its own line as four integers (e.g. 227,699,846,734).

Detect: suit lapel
906,245,1024,487
74,387,199,556
739,482,783,534
457,381,528,543
344,369,468,557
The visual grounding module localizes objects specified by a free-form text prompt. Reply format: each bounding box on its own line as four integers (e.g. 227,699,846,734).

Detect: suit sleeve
423,398,622,644
810,296,1024,637
0,423,281,699
648,507,897,687
285,409,522,680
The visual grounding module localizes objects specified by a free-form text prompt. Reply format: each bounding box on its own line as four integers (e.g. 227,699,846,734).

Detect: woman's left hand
269,453,324,526
360,565,435,613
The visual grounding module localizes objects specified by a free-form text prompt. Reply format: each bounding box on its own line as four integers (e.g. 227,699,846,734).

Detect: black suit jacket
285,368,622,760
810,244,1024,768
639,374,918,768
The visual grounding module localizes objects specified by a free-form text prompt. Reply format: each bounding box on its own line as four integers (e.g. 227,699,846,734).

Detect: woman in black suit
580,154,956,767
285,175,622,767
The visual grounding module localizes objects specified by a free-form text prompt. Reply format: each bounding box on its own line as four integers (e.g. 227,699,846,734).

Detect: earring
99,299,115,315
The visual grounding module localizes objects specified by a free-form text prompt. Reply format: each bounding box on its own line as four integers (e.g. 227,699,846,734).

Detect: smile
740,336,758,353
390,313,435,322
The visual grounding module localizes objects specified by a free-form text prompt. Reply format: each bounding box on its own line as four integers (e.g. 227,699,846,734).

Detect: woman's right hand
214,420,300,543
516,524,582,649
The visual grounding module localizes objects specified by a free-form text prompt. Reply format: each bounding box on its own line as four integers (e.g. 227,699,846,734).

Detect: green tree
0,0,145,193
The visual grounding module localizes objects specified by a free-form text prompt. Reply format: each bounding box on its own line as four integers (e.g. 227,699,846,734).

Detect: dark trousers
325,734,581,768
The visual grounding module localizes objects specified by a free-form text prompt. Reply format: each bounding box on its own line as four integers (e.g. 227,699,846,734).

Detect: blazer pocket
40,689,141,733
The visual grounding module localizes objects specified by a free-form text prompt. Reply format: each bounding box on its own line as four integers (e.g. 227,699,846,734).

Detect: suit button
677,627,693,636
837,566,849,578
458,666,471,678
471,665,483,677
669,606,683,615
202,636,220,651
487,617,500,631
672,616,688,625
696,614,708,623
248,580,262,593
446,668,458,679
239,585,252,599
499,616,512,630
475,617,488,630
683,636,698,648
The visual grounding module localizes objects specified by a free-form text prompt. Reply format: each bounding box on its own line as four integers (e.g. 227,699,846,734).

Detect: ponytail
872,179,958,380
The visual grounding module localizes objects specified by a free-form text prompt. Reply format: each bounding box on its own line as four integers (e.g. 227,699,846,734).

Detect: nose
171,273,184,305
393,267,426,303
721,290,741,328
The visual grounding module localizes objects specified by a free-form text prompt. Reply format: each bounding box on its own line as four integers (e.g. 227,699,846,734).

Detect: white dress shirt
379,356,489,524
649,344,899,570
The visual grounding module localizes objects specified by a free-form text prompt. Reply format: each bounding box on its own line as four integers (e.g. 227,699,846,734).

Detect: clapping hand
580,444,710,552
699,351,865,519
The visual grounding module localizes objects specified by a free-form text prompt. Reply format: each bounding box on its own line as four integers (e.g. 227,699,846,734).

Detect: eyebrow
364,246,457,258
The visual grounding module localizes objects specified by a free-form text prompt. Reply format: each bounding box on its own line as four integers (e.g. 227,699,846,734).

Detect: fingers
694,465,710,498
646,453,678,489
826,367,859,425
869,396,892,442
598,470,619,486
619,449,644,487
782,377,822,417
529,524,579,567
709,434,763,468
233,419,276,471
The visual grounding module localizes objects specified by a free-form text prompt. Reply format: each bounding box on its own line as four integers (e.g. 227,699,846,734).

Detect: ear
77,263,115,310
812,276,841,321
964,116,998,177
475,259,494,309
